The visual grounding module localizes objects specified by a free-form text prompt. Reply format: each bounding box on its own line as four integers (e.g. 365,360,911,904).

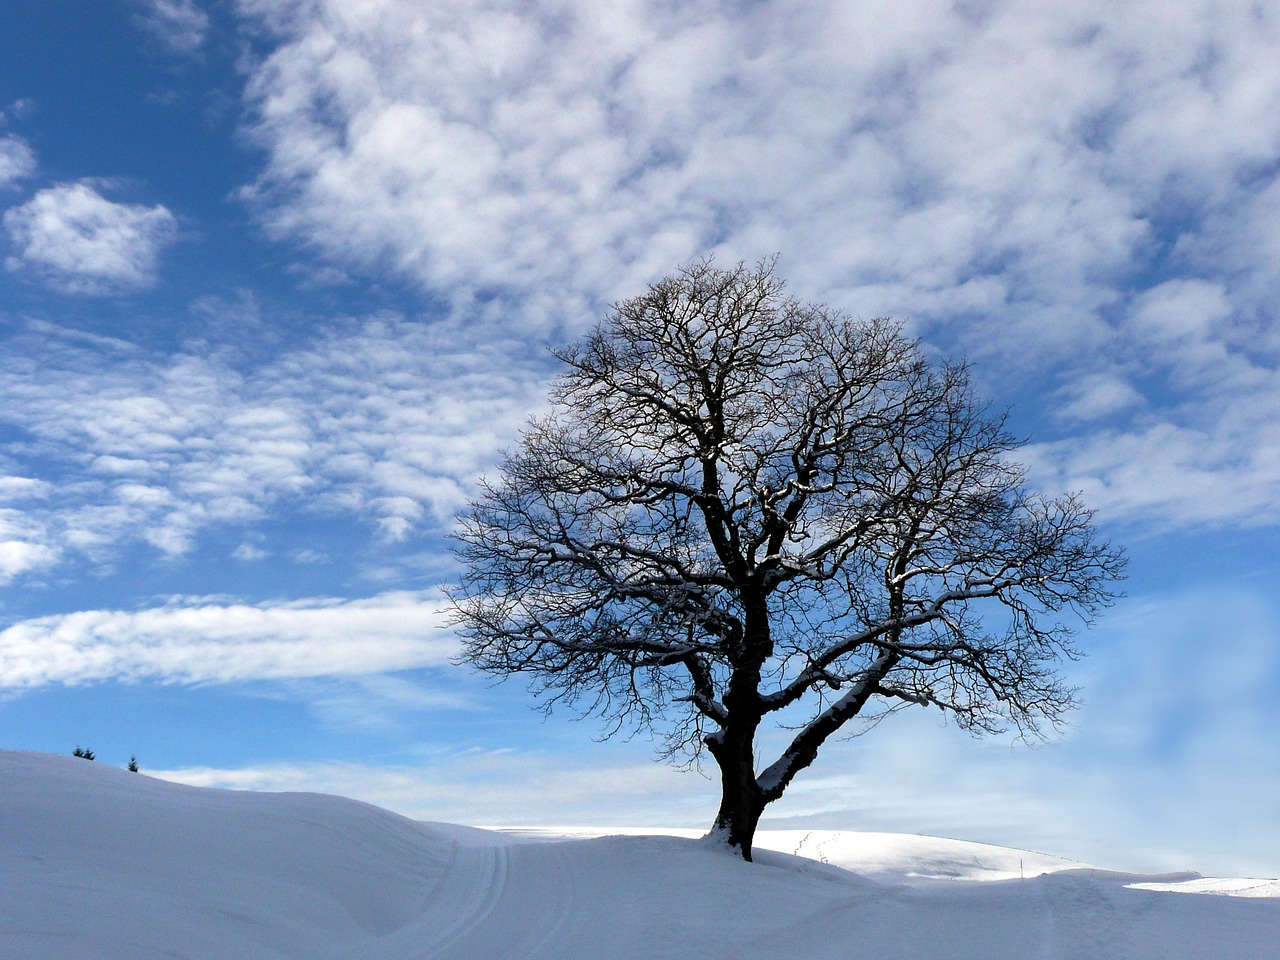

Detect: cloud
291,674,479,733
0,590,454,687
234,0,1279,341
0,477,51,502
0,509,57,583
1024,292,1280,528
0,313,547,575
130,0,210,55
232,542,268,561
3,182,177,295
0,482,58,581
232,0,1280,532
151,748,711,828
1,0,1276,573
0,135,35,188
1025,408,1280,530
1053,373,1147,424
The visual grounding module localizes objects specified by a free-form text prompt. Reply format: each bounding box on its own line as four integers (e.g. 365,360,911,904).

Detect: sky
1,0,1279,877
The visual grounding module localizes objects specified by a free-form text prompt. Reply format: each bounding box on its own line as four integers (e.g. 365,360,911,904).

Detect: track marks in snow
507,844,580,959
414,843,511,956
1038,873,1131,960
444,843,583,959
355,836,582,960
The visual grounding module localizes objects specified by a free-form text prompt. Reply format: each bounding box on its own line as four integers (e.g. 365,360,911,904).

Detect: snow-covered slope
2,750,1277,959
501,825,1086,880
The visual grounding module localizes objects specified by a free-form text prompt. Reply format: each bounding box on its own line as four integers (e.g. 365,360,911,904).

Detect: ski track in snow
417,844,510,956
3,751,1278,960
387,841,581,960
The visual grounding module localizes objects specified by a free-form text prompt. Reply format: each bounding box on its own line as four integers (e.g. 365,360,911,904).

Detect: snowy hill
499,825,1087,881
2,750,1277,959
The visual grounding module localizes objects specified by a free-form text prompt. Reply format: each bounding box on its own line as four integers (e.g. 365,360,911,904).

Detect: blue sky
3,0,1280,876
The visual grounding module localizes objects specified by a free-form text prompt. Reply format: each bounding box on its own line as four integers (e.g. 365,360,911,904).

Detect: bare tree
451,258,1125,861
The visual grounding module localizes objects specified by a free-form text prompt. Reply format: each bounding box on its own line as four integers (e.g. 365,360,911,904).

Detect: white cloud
152,749,711,828
1025,328,1280,528
3,182,177,295
1026,417,1280,529
232,0,1280,532
0,135,35,188
234,0,1279,343
0,313,547,573
232,542,268,561
0,0,1275,569
1054,373,1146,424
0,510,57,583
0,590,454,687
131,0,210,55
0,477,51,502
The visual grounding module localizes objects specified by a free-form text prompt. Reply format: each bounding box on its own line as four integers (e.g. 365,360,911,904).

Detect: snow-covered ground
2,750,1276,959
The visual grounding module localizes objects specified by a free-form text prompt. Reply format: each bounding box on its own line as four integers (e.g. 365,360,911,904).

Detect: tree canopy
450,258,1126,860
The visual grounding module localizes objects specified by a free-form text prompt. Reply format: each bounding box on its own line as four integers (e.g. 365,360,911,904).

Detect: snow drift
2,750,1276,959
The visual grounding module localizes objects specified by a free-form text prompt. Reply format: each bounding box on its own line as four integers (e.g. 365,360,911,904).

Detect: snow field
2,750,1277,959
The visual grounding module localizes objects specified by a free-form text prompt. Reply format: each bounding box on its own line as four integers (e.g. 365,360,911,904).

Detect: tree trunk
707,721,764,861
705,595,773,860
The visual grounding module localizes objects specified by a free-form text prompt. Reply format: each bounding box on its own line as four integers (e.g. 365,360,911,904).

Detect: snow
495,826,1085,881
2,750,1277,959
1129,877,1280,898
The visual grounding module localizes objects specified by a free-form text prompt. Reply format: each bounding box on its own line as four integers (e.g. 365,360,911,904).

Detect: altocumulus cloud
3,181,177,295
0,590,454,687
0,508,57,584
235,0,1280,347
0,314,546,575
234,0,1280,532
129,0,210,55
0,134,35,188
